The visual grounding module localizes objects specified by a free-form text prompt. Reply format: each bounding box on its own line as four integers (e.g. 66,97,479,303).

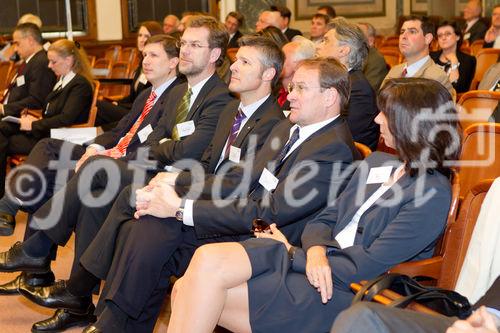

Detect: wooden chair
99,61,131,100
458,123,500,199
457,90,500,130
226,48,238,63
0,61,14,100
87,55,96,67
388,174,492,291
470,39,484,56
120,47,139,69
381,35,399,48
379,47,403,68
104,45,121,65
469,48,500,90
92,58,112,78
354,142,372,158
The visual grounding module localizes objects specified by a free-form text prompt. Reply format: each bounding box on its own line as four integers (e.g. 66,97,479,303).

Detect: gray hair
358,22,376,37
287,36,315,62
327,17,368,70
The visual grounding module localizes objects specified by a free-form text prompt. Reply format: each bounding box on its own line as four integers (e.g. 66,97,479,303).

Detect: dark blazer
430,50,476,93
192,117,361,244
347,70,380,151
3,50,57,116
93,76,184,155
462,19,489,44
148,73,234,168
299,152,452,292
284,28,302,41
228,30,243,49
363,47,389,91
175,95,284,193
30,74,93,138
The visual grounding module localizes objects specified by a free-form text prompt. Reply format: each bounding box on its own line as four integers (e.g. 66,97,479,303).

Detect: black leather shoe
82,325,102,333
0,271,56,295
19,280,92,312
31,305,97,332
0,241,50,273
0,212,15,236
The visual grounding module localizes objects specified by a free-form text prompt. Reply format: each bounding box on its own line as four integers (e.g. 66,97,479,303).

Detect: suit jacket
175,95,284,194
93,76,184,155
430,50,476,93
30,74,93,138
228,30,243,49
117,63,151,109
284,28,302,41
147,73,234,167
363,47,389,91
3,50,57,116
299,152,452,292
462,19,489,44
192,117,361,244
382,57,456,101
347,70,380,151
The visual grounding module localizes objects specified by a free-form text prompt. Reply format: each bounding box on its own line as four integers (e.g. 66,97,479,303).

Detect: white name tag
283,110,291,117
137,124,153,143
43,42,51,51
138,73,148,85
366,166,393,184
463,32,471,40
259,168,279,192
16,75,25,87
228,145,241,163
176,120,195,138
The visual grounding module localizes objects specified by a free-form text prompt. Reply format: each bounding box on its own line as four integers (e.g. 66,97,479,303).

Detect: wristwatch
288,246,297,262
175,199,186,222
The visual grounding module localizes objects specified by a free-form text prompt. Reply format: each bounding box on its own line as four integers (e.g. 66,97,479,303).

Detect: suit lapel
232,96,273,148
413,58,433,78
185,74,217,121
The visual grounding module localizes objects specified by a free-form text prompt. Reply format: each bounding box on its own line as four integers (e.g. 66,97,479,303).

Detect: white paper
259,168,279,192
50,127,97,145
137,124,153,143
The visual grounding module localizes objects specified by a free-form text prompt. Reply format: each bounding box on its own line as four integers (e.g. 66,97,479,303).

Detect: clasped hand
134,176,181,219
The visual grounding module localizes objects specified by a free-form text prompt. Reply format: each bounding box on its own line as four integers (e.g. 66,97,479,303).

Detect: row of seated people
0,13,497,333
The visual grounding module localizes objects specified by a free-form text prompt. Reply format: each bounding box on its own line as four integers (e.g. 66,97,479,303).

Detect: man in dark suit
483,5,500,49
270,5,303,41
225,11,244,49
316,17,379,151
331,276,500,333
68,57,360,332
461,0,489,44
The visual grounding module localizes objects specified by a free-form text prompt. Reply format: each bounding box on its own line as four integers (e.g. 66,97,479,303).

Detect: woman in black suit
95,21,163,129
431,21,476,93
166,78,462,333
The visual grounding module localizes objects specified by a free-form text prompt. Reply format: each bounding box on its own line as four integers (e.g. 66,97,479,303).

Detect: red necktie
277,87,288,107
103,90,157,158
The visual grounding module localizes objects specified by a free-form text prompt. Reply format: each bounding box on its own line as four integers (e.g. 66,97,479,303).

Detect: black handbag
352,273,472,319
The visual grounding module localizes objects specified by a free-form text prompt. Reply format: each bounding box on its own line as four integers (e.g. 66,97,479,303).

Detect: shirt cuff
88,144,105,151
183,199,194,226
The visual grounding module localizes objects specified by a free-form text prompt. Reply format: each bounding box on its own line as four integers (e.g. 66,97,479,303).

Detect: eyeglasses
437,32,454,39
287,82,324,94
176,40,211,49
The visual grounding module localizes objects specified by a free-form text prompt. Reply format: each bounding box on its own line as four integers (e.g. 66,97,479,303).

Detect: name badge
366,166,393,184
259,168,279,192
137,124,153,143
283,110,291,117
463,32,471,40
16,75,25,87
228,145,241,163
43,42,51,51
138,73,148,85
176,120,195,138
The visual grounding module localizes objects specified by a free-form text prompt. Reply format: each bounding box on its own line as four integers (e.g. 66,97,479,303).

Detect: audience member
278,37,316,110
1,14,44,61
256,26,288,49
270,5,302,41
166,77,462,333
310,13,330,44
316,17,379,150
318,5,337,19
331,276,499,333
431,21,476,93
177,11,203,32
95,21,163,130
461,0,488,44
255,10,281,32
484,5,500,48
358,22,389,91
162,14,179,34
382,16,455,100
225,11,244,49
478,61,500,90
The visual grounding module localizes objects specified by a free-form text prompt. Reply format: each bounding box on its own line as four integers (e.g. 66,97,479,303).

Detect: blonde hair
18,13,42,28
48,39,94,88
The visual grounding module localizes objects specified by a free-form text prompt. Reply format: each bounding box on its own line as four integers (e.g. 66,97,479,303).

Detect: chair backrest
470,39,484,56
469,48,500,90
92,58,112,78
436,179,493,289
381,35,399,47
71,80,100,128
457,90,500,130
104,45,121,64
101,61,131,98
354,141,372,158
379,47,402,68
0,61,13,92
120,47,138,63
458,123,500,198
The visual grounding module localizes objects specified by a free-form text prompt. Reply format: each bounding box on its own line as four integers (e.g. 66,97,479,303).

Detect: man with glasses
382,16,454,100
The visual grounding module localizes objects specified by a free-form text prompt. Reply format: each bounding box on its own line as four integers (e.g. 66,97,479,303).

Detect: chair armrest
388,256,443,280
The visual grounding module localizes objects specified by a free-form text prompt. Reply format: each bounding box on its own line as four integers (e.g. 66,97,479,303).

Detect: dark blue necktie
273,127,300,173
223,108,246,159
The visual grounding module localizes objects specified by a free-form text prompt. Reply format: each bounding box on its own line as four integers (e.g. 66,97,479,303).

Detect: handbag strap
352,273,402,304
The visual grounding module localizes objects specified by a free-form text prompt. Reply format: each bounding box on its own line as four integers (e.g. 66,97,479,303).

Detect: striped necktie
223,108,246,159
273,127,300,174
172,88,193,140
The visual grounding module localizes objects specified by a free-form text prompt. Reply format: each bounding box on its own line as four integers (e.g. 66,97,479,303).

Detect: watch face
175,209,183,221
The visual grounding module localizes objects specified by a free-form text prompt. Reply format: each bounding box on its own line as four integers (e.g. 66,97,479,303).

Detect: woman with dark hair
96,21,163,129
256,26,289,48
430,21,476,93
166,78,462,333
